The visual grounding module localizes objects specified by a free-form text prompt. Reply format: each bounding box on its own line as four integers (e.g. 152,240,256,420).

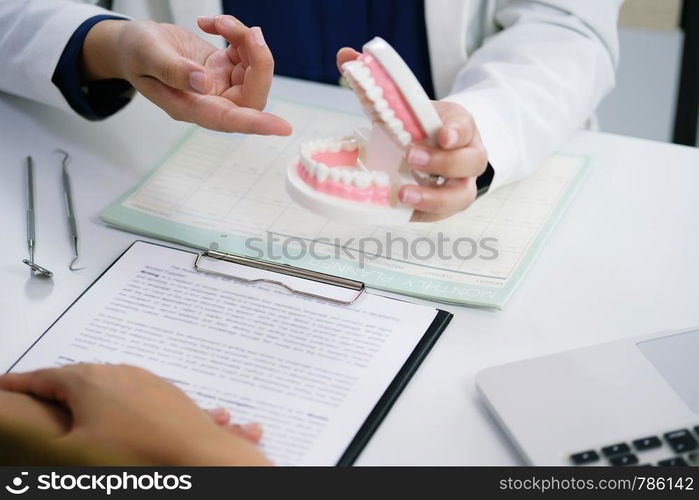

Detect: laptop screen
638,329,699,414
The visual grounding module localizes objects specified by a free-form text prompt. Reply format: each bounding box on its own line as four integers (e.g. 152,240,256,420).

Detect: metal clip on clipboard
193,249,366,305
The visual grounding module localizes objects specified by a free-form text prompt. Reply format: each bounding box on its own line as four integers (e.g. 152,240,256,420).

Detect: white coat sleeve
0,0,115,112
445,0,622,192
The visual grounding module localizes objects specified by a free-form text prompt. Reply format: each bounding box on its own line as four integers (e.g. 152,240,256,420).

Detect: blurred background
598,0,698,146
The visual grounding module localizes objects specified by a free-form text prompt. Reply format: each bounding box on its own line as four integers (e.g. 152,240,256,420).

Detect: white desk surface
1,77,698,465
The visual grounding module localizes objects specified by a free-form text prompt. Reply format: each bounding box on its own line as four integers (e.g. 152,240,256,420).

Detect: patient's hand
337,48,488,222
0,391,70,437
0,364,270,465
81,16,291,136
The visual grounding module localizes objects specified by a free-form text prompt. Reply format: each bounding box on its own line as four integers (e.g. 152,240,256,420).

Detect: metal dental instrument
22,156,54,278
56,149,85,271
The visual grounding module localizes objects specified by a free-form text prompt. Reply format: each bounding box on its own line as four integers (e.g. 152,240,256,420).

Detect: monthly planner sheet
103,99,590,308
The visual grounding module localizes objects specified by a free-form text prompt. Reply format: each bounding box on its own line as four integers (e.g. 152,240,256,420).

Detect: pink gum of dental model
296,149,391,205
357,52,427,143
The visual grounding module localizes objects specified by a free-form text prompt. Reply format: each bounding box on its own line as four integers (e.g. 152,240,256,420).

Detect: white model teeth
378,108,395,122
342,59,412,147
372,171,390,187
300,137,394,189
353,172,371,189
374,100,389,112
340,170,354,186
315,163,329,182
387,117,402,133
398,131,411,144
366,86,383,101
329,168,342,182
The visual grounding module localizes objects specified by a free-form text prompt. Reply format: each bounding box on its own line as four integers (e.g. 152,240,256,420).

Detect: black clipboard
337,308,452,465
10,240,453,466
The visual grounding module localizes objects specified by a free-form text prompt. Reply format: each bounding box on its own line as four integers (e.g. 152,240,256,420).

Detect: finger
230,64,246,86
228,46,241,65
213,16,251,66
201,16,251,67
205,407,231,426
410,210,449,223
236,44,250,69
432,101,478,149
406,140,488,178
137,77,292,135
336,47,361,73
197,15,248,36
0,366,83,406
198,16,248,66
197,16,218,34
239,27,273,110
225,422,263,443
399,177,478,220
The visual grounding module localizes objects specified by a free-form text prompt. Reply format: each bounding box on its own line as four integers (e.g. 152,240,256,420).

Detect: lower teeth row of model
300,139,390,189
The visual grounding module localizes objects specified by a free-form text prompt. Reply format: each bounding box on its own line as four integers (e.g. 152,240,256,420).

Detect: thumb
336,47,360,73
145,45,212,94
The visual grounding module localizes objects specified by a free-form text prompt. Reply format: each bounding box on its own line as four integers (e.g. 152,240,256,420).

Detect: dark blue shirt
225,0,435,98
52,15,133,121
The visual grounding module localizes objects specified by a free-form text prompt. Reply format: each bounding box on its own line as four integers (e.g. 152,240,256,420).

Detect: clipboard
9,240,453,466
192,244,452,464
194,249,366,305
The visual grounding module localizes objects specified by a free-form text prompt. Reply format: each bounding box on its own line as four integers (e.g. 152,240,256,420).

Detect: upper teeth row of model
300,138,390,188
343,60,412,146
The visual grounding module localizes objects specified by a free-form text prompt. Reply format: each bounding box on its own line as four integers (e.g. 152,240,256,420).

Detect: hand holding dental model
399,99,488,222
287,38,488,224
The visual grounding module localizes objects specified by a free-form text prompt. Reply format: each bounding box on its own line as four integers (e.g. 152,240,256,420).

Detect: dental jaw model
286,37,443,225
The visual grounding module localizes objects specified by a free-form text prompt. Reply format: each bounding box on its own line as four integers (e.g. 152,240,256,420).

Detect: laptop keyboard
570,426,699,466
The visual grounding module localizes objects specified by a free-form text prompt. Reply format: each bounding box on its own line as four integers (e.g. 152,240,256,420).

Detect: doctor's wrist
80,19,130,81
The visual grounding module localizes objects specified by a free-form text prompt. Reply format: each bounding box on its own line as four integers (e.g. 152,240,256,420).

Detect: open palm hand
111,16,290,135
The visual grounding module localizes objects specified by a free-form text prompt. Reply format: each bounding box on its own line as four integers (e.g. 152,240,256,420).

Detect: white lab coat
0,0,621,192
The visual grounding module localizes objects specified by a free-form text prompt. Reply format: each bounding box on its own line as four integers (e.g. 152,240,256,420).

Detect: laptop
476,327,699,466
